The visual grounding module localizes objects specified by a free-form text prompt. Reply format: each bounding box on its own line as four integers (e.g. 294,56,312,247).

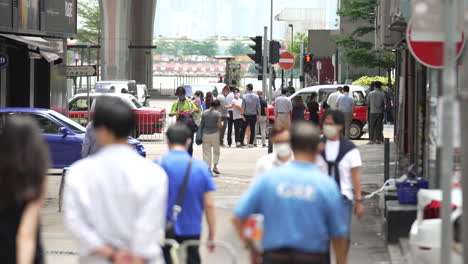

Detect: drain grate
46,250,78,255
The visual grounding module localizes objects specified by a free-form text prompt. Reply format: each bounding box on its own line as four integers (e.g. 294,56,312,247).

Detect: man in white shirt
327,86,343,110
232,88,245,147
65,96,168,264
254,123,294,182
226,87,235,147
274,88,293,128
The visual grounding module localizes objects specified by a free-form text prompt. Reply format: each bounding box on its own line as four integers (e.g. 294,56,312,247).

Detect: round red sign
279,52,295,70
407,21,465,68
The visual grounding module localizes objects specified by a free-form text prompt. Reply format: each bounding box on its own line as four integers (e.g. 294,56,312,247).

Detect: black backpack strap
322,136,356,190
169,158,193,224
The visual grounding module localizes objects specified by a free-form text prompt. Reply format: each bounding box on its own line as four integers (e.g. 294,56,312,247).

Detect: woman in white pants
201,99,224,175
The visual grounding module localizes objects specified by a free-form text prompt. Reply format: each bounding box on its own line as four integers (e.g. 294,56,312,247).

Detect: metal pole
440,0,458,263
270,0,273,42
461,0,468,261
263,26,268,96
384,138,390,182
290,25,294,84
300,42,304,89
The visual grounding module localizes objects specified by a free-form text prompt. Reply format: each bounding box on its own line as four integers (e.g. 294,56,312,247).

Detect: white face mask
274,143,292,158
323,125,339,139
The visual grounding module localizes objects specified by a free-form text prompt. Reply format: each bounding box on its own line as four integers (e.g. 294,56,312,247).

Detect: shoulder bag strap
170,158,193,223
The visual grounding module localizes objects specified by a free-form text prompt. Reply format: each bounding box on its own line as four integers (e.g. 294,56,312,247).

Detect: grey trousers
343,112,353,138
369,113,384,142
219,116,228,144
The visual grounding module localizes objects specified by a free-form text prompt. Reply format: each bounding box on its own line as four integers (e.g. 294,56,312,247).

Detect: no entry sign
407,21,465,68
279,52,295,70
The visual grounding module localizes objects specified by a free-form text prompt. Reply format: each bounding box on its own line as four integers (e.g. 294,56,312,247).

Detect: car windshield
50,112,86,134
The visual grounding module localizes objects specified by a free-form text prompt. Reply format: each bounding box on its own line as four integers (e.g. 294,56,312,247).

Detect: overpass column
129,0,157,89
99,0,131,80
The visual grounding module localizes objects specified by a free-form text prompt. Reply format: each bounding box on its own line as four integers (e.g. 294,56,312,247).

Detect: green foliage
228,40,251,56
334,0,395,72
286,33,308,69
352,75,395,87
77,0,100,45
154,39,218,57
337,0,376,22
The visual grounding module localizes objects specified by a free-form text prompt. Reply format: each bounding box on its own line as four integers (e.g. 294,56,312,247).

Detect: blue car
0,108,146,168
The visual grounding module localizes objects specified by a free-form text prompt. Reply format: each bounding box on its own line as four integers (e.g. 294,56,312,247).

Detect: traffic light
269,40,281,64
248,36,263,64
303,53,313,73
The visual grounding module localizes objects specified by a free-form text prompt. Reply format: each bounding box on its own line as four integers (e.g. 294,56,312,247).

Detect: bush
352,76,394,87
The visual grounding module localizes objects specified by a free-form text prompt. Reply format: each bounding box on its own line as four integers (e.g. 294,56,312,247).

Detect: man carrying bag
157,124,217,264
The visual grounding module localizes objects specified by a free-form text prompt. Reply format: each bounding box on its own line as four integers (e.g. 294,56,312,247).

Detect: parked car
267,84,368,140
409,188,462,264
68,93,166,138
0,108,146,168
95,80,151,106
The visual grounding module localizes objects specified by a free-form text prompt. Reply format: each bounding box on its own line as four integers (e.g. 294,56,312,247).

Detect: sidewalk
41,126,394,263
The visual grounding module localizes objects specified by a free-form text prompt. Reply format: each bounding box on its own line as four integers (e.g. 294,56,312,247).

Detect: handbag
177,101,198,132
195,125,203,145
165,158,193,238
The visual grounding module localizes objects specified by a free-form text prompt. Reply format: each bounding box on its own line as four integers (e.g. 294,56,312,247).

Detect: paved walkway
42,125,394,264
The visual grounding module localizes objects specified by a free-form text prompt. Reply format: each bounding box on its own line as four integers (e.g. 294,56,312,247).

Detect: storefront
0,0,76,113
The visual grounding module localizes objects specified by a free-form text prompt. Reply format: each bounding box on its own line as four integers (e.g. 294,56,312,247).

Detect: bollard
384,138,390,182
268,136,273,154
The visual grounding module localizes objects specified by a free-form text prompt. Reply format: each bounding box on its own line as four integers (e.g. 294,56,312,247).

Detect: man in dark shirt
255,91,268,147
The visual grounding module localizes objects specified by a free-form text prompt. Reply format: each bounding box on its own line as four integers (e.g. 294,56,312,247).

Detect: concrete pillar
129,0,157,89
99,0,131,80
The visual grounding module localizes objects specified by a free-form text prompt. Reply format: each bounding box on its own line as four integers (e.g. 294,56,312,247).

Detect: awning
0,33,63,64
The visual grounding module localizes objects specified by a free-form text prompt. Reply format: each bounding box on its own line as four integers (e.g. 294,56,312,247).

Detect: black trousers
227,111,234,146
163,235,201,264
244,115,257,144
234,118,245,143
188,133,194,156
369,113,384,142
263,252,328,264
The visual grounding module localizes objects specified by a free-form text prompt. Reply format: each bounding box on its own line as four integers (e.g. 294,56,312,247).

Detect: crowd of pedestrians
0,80,377,264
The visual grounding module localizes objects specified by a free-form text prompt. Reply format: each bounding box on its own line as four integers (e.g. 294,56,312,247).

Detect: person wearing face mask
253,123,293,182
169,86,199,156
317,110,364,258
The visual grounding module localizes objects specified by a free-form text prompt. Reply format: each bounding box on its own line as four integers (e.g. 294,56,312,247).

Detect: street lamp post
289,24,294,85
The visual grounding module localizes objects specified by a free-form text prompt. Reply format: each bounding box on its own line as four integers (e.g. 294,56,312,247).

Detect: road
42,98,392,263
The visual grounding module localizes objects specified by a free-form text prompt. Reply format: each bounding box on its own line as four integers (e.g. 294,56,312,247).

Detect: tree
198,40,218,57
287,33,309,69
77,0,100,45
228,40,251,56
333,0,395,84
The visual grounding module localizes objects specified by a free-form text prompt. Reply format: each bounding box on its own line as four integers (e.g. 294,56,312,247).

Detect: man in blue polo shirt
157,123,216,264
233,121,348,264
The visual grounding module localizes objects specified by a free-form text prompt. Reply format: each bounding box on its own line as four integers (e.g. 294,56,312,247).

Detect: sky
154,0,330,40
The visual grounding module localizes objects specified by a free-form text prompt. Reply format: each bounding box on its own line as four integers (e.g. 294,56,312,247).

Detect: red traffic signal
305,55,312,63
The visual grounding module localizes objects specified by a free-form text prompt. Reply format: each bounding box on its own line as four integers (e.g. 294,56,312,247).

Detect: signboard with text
0,0,77,38
66,65,97,77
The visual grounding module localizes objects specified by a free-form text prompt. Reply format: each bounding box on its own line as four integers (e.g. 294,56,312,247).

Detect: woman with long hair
307,92,320,125
291,96,306,121
205,91,214,109
0,116,50,264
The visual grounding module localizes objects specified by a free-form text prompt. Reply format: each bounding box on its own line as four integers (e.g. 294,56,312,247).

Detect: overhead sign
279,52,295,70
228,64,241,69
407,20,465,68
66,65,97,77
0,54,8,69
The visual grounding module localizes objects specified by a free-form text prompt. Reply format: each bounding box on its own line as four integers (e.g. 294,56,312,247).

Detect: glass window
353,91,366,106
69,97,89,111
318,88,336,103
50,112,86,134
26,114,62,134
